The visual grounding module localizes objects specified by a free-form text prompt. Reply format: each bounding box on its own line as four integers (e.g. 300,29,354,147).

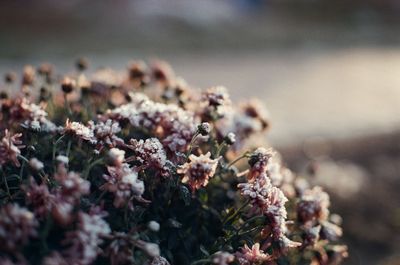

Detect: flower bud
197,122,211,136
224,132,236,145
4,72,16,84
61,77,76,94
148,221,160,232
76,57,89,71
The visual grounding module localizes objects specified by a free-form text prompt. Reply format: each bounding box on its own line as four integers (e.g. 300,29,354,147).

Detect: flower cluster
0,59,346,264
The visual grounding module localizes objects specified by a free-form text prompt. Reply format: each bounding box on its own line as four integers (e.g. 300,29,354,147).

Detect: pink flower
0,204,38,253
64,119,96,144
212,251,235,265
178,152,220,191
127,138,169,176
52,166,90,225
235,243,271,265
24,177,54,219
247,148,275,181
297,186,330,223
0,130,25,167
106,92,197,154
89,119,124,152
101,163,145,208
63,212,111,265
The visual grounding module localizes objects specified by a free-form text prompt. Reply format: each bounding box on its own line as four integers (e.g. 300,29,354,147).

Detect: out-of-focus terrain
1,1,400,264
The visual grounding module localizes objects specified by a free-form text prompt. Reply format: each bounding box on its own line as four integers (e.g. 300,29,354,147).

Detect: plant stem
227,151,250,169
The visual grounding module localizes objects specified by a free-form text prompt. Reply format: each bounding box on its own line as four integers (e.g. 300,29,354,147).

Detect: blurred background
1,1,400,264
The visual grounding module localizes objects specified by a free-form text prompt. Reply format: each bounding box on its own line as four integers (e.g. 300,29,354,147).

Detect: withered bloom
61,77,76,94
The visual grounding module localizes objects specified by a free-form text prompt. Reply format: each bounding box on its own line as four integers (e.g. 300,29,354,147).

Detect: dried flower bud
22,65,35,86
76,57,89,71
61,77,76,94
224,132,236,145
128,61,149,87
37,63,54,77
0,91,8,99
198,122,211,136
248,147,274,168
148,221,160,232
4,72,16,84
56,155,69,165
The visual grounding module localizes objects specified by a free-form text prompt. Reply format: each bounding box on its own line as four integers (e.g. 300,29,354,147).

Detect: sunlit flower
178,152,220,191
64,119,96,143
127,138,169,176
0,130,24,167
235,243,271,265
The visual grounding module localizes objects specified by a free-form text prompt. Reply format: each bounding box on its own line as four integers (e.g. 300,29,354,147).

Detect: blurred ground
1,1,400,264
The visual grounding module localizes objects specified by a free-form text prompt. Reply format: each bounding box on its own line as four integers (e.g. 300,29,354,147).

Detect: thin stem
223,199,250,226
227,152,250,169
1,167,11,198
18,155,29,180
216,142,226,157
83,158,104,179
66,139,72,158
64,93,72,117
186,132,200,157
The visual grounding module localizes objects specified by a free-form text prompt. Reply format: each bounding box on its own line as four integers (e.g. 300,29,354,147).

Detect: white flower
56,155,69,165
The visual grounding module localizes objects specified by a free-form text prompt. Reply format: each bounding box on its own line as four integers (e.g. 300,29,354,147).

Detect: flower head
235,243,271,265
127,138,169,176
297,186,330,223
63,212,111,265
178,152,220,191
64,120,96,144
0,130,25,167
0,204,38,253
101,163,145,208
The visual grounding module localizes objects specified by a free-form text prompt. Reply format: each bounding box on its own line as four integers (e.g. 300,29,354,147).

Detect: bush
0,59,347,264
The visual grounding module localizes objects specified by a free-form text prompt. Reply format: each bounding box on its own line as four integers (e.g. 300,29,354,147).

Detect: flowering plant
0,59,347,265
